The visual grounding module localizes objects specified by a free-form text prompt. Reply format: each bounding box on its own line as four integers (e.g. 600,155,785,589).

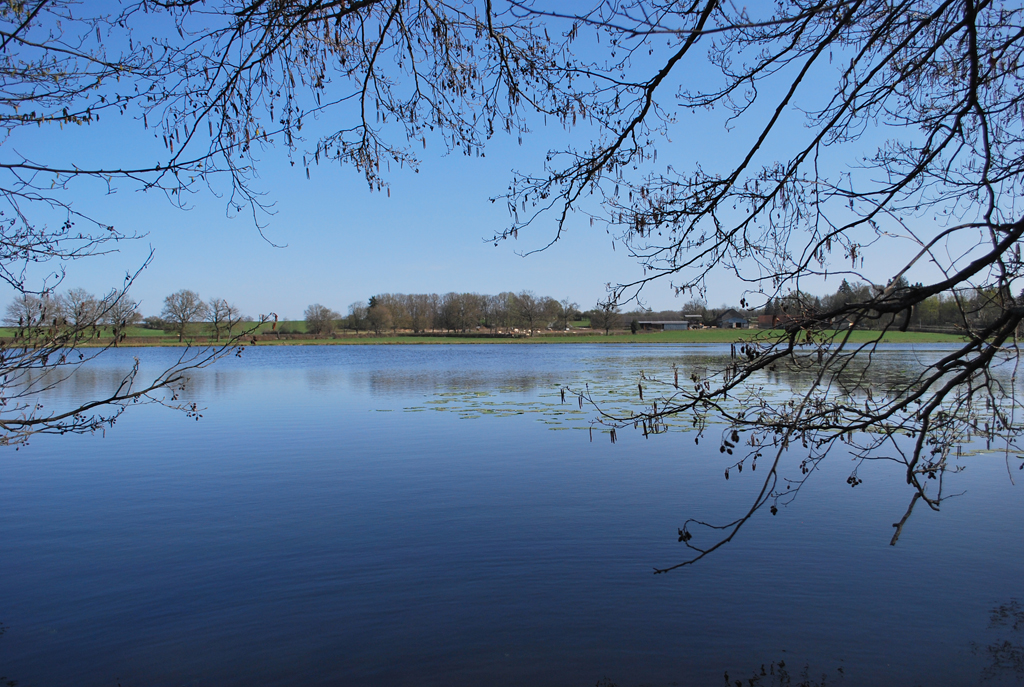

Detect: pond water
0,344,1022,686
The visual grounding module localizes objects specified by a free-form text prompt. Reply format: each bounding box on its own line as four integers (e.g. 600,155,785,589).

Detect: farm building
716,309,749,329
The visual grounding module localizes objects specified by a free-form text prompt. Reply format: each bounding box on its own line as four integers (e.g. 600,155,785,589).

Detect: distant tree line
621,281,1023,334
4,288,143,343
320,292,584,337
763,279,1020,332
3,288,250,342
8,281,1008,344
149,290,247,341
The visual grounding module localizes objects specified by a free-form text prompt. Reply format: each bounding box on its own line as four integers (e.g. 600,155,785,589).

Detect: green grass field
0,323,967,347
0,324,258,346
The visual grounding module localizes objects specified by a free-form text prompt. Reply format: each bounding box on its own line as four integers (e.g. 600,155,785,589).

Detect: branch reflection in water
1,344,1020,686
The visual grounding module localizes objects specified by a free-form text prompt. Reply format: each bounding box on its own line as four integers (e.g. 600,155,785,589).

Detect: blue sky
10,115,663,320
2,5,950,321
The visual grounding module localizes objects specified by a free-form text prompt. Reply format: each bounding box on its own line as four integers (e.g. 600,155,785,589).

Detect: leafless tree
59,289,100,329
4,294,58,329
208,298,243,342
589,299,621,335
540,296,560,329
0,272,265,446
406,294,431,333
5,0,1024,554
375,294,411,332
557,299,579,330
102,293,142,343
0,0,564,227
346,302,368,333
304,303,338,337
487,0,1024,570
515,291,544,334
162,290,209,342
366,297,393,336
0,0,565,441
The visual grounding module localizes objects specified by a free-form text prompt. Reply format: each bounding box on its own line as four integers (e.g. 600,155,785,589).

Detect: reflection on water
41,343,999,424
0,344,1021,687
361,369,562,395
975,600,1024,683
0,622,15,687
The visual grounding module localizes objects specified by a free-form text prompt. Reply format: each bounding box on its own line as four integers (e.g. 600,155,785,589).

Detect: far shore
0,326,970,347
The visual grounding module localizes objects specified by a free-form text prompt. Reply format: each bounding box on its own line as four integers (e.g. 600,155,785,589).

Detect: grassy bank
0,325,968,347
248,329,966,345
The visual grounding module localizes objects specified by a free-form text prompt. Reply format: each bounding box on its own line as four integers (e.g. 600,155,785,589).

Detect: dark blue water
1,344,1021,686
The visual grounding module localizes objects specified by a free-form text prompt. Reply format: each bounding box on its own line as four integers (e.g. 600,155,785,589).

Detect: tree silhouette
2,1,1023,541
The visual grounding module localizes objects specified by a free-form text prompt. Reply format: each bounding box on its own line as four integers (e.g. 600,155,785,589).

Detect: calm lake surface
1,344,1022,686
